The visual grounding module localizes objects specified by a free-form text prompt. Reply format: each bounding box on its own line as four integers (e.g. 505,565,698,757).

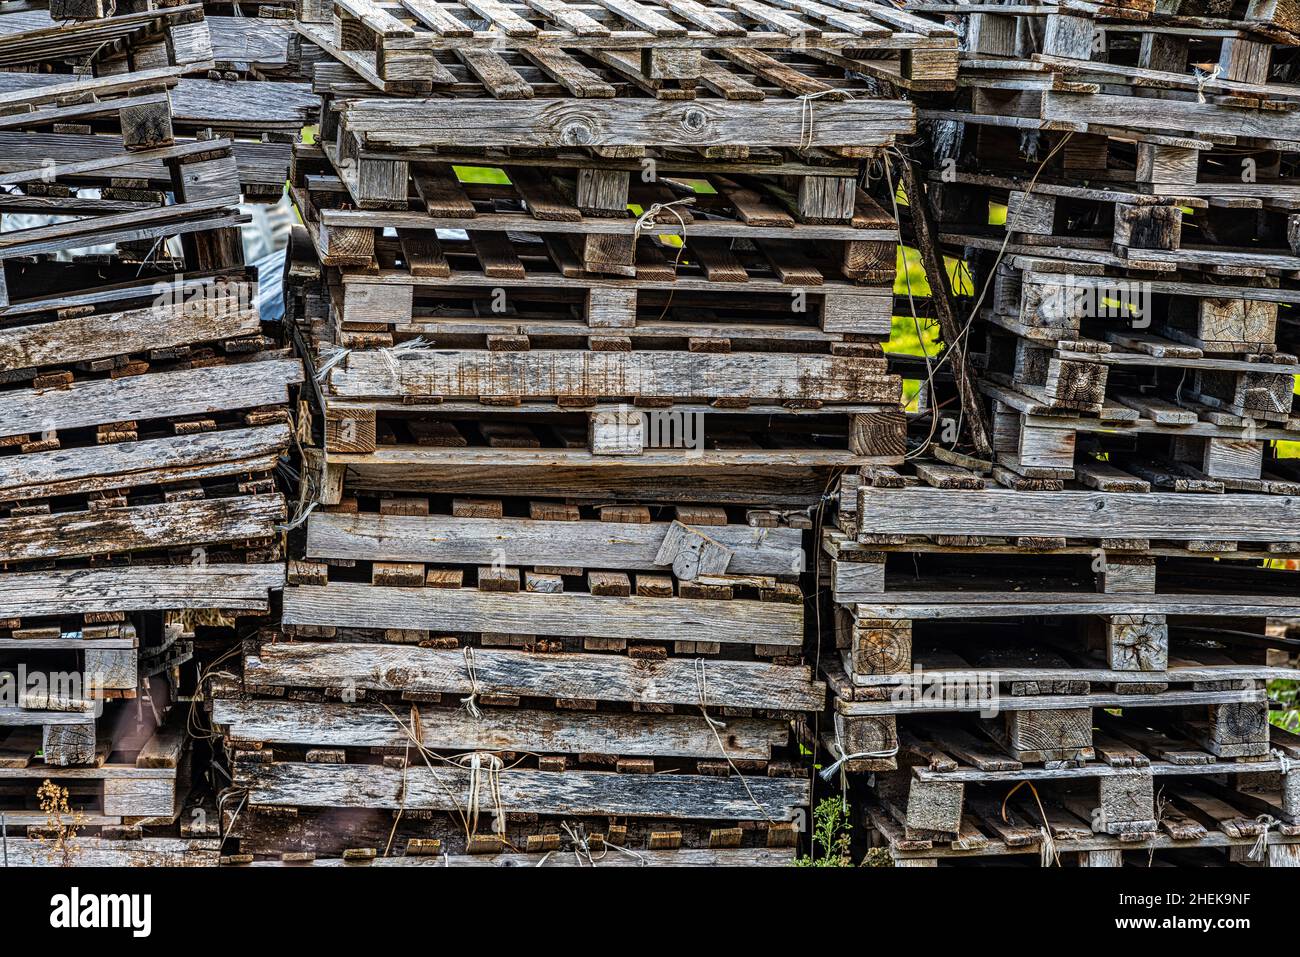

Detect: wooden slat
326,350,899,403
399,0,475,35
304,510,804,574
281,582,803,645
246,641,826,709
238,760,809,819
857,488,1300,543
0,425,290,503
0,358,303,439
213,698,788,759
0,565,282,618
0,495,285,563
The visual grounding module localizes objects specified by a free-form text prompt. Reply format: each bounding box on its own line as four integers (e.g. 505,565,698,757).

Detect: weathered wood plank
212,699,787,759
245,642,826,710
0,495,285,563
305,510,803,575
0,425,290,503
282,582,802,645
237,760,808,819
857,488,1300,542
0,359,303,439
0,839,218,867
0,564,282,618
341,96,914,148
327,350,899,402
0,292,259,371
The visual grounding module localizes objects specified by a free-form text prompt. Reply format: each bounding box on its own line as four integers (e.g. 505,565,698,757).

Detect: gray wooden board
0,494,285,563
246,847,793,866
212,698,788,759
0,565,283,618
339,93,915,148
305,510,803,575
849,662,1299,687
282,581,802,645
857,487,1300,542
839,687,1264,716
915,755,1295,783
245,641,826,710
0,425,290,503
326,350,898,403
237,760,809,819
0,838,218,867
842,593,1300,618
0,359,303,438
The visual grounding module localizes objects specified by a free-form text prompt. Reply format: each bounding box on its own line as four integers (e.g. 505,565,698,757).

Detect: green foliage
1271,679,1299,733
795,797,853,867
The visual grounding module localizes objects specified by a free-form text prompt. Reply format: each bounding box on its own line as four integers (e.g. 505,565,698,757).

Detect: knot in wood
682,108,708,135
560,122,594,146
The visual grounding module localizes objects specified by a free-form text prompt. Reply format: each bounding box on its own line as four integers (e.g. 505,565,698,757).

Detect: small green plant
795,797,853,867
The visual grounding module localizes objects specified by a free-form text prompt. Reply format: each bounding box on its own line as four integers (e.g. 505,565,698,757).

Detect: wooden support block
1105,614,1168,671
1042,13,1095,59
575,167,630,217
306,749,346,764
990,709,1092,763
635,574,674,597
599,505,650,524
373,561,425,587
1096,557,1156,595
1006,190,1055,235
905,778,964,839
42,722,96,767
84,649,136,691
477,566,521,592
379,496,429,516
586,287,637,328
589,407,643,455
847,614,911,676
1078,850,1123,867
653,520,733,580
848,410,906,458
1097,770,1156,834
831,559,882,596
588,571,631,597
426,568,464,588
452,498,502,518
1114,204,1182,250
525,572,564,593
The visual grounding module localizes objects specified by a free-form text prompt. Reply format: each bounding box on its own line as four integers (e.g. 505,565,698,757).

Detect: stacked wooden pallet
900,0,1300,491
0,2,298,864
200,0,963,865
806,0,1300,867
822,473,1300,865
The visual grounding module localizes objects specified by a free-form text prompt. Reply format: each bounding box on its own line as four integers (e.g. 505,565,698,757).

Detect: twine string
453,751,503,837
1248,814,1276,862
460,646,483,721
1195,63,1222,104
694,658,781,823
796,89,842,150
819,712,899,783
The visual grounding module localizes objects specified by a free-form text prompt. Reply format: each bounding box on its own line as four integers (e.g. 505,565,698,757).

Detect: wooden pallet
297,0,959,97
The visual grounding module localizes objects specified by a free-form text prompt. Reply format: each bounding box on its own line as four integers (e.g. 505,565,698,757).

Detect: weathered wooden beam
0,564,282,618
245,642,826,710
236,760,809,820
212,699,788,759
305,510,803,575
282,582,802,645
